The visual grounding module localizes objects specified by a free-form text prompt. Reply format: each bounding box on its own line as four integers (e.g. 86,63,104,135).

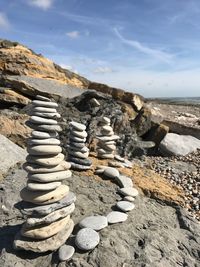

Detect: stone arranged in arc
75,228,100,251
14,95,76,253
79,215,108,231
68,121,92,171
116,201,135,212
96,117,119,159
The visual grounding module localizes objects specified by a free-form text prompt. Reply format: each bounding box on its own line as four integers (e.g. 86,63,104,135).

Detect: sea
147,97,200,106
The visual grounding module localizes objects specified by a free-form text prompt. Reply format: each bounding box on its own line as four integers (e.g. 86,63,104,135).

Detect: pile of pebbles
145,150,200,221
14,95,76,252
67,121,92,170
96,117,119,159
62,166,139,255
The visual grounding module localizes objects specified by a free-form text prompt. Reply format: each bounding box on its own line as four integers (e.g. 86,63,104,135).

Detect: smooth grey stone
69,141,85,148
115,175,133,188
69,121,86,131
124,196,135,202
23,161,71,173
114,155,125,162
95,169,104,174
27,145,62,155
28,138,60,146
26,203,75,227
68,145,88,153
103,167,119,179
68,156,92,166
98,143,116,151
33,107,57,113
79,215,108,231
102,117,110,124
70,162,91,170
26,153,65,167
96,135,119,141
75,228,100,251
33,112,61,119
21,192,76,216
70,135,86,143
34,124,62,132
102,125,113,132
68,150,89,159
100,129,114,136
116,201,135,212
36,95,51,101
118,187,139,197
107,211,128,224
108,161,124,168
32,100,58,108
28,170,71,182
31,130,58,139
26,181,61,191
97,153,114,159
97,148,111,154
58,244,75,261
30,116,58,125
71,130,87,138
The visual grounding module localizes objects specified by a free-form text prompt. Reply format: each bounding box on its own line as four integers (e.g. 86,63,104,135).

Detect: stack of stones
14,95,76,253
96,117,119,159
67,121,92,171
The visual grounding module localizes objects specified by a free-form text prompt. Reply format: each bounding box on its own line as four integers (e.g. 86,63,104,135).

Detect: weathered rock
21,215,70,239
159,133,200,156
75,228,100,251
14,219,74,252
79,215,108,231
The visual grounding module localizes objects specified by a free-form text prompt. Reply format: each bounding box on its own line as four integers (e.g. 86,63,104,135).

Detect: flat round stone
68,150,89,159
99,144,116,151
75,228,100,251
22,192,76,216
20,185,69,205
32,100,58,108
31,130,58,139
26,153,65,167
70,136,86,143
97,148,111,154
107,211,128,224
69,141,85,148
34,124,62,132
69,145,89,153
26,203,75,227
102,117,110,124
96,135,120,141
23,161,71,173
68,156,92,166
58,245,75,261
36,95,51,101
115,175,133,188
114,155,125,162
27,145,62,155
30,116,58,125
116,201,135,212
14,219,74,253
33,112,61,119
71,130,87,138
97,153,114,159
21,215,70,240
33,107,57,113
70,162,91,170
69,121,86,131
27,181,61,191
124,196,135,202
28,138,60,146
79,216,108,231
103,167,119,179
28,170,72,182
118,187,139,197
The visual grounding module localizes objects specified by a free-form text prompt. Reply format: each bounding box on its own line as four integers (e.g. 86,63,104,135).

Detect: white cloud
114,27,173,63
0,12,10,29
66,31,80,39
28,0,54,10
93,66,113,74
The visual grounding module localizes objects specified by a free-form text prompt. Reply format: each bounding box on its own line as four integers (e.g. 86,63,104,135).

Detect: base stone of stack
14,219,74,253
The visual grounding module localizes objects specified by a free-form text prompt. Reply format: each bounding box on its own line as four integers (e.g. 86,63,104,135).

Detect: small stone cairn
14,95,76,253
67,121,92,170
96,117,119,159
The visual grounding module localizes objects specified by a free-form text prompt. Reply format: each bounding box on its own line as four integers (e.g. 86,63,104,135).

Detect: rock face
0,134,27,175
159,133,200,156
13,95,76,252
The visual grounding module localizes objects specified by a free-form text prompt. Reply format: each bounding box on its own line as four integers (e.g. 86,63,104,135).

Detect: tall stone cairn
14,95,76,253
67,121,92,170
96,117,120,159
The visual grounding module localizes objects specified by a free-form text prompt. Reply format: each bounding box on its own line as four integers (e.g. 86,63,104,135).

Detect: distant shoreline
146,97,200,107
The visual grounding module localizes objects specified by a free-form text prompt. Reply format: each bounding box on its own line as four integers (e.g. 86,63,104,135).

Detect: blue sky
0,0,200,97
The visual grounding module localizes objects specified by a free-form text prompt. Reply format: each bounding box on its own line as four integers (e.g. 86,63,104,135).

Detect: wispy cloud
28,0,54,10
113,27,174,63
66,31,80,39
0,12,10,30
93,66,114,74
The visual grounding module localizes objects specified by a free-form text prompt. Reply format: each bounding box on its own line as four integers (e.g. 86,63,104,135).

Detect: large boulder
0,134,27,176
159,133,200,156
